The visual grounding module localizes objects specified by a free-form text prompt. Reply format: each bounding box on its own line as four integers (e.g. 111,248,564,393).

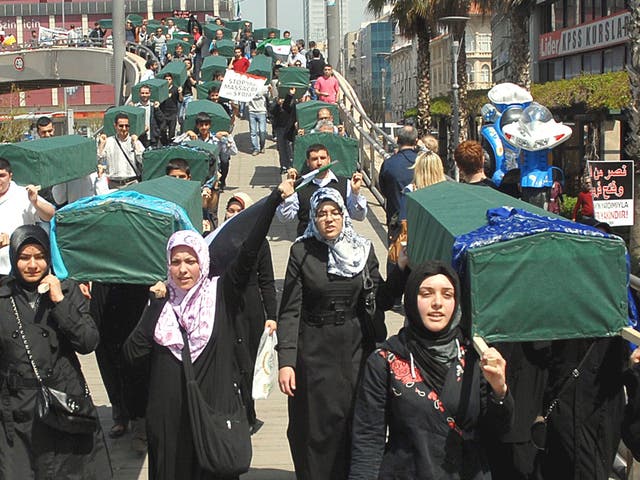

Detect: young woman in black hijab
349,260,514,480
0,225,111,479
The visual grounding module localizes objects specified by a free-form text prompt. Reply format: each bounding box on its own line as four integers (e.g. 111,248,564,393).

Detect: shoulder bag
114,137,142,181
10,297,98,435
530,342,596,451
179,327,252,476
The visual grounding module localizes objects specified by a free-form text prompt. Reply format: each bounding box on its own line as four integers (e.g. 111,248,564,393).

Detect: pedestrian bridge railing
334,70,395,206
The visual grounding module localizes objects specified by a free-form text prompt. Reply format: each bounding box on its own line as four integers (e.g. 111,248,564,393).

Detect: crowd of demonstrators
7,15,640,480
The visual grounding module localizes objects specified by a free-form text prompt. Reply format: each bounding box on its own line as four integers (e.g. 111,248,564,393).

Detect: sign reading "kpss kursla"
539,10,630,60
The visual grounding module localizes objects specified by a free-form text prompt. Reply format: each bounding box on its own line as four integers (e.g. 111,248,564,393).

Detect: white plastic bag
252,328,278,400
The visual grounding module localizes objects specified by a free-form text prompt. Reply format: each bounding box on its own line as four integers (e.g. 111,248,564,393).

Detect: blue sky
237,0,371,38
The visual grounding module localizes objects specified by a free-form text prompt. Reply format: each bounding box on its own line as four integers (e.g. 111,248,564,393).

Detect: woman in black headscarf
349,260,514,480
0,225,111,479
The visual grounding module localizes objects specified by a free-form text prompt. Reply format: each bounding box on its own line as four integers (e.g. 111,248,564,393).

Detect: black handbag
179,328,252,476
10,297,98,435
530,342,596,451
361,262,387,343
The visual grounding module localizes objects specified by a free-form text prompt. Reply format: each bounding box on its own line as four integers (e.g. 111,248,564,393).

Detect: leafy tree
366,0,435,135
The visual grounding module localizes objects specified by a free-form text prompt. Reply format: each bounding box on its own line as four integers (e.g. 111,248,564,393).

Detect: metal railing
334,70,396,206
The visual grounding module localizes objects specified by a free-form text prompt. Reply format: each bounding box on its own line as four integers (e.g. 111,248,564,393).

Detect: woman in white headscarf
277,187,407,480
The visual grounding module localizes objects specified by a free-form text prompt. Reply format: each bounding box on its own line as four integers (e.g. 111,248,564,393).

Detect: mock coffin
293,133,358,177
0,135,96,189
405,181,628,342
142,141,219,182
50,176,201,284
103,106,146,137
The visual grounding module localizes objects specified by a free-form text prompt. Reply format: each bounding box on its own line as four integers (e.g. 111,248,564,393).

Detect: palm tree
366,0,435,134
494,0,537,88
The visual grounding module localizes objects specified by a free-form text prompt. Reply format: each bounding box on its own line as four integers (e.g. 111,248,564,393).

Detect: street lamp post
439,16,469,180
381,67,386,131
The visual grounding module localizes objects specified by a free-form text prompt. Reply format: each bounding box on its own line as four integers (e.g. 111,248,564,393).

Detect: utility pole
113,0,125,106
266,0,277,29
326,0,341,68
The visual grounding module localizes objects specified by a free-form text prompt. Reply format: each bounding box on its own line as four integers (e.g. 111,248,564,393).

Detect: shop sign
539,11,630,60
588,160,634,227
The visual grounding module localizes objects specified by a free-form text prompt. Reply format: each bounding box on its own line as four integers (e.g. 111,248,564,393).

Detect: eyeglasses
117,124,130,128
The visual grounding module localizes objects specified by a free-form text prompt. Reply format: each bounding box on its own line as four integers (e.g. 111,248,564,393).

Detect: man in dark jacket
133,84,165,148
269,89,297,174
378,125,418,242
276,143,366,236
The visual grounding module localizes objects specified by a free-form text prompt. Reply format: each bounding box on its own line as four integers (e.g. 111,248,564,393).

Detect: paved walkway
78,118,403,479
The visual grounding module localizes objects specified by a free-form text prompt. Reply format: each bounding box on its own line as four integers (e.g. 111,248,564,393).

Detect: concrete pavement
78,118,403,479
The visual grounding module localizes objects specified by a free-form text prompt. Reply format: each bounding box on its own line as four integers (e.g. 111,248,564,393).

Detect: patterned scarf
297,187,371,277
154,230,218,362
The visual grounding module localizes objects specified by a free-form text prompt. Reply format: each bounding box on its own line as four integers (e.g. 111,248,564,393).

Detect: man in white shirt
131,85,164,149
185,112,237,190
97,112,145,189
0,158,55,274
287,44,306,68
140,59,159,82
276,143,366,235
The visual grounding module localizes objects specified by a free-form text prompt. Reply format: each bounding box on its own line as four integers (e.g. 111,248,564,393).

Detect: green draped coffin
196,81,222,100
293,133,358,177
0,135,96,189
183,100,231,133
52,176,202,284
142,141,219,182
200,56,229,81
132,78,169,103
103,106,146,137
405,181,628,343
247,54,273,83
253,28,280,41
157,61,187,89
296,100,340,132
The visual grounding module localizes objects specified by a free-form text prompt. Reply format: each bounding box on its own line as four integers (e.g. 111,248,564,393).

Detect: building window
566,0,580,28
465,32,475,52
481,64,490,83
552,0,564,32
583,51,602,74
565,55,581,79
477,34,491,53
603,45,626,73
605,0,626,16
467,63,475,83
552,59,564,81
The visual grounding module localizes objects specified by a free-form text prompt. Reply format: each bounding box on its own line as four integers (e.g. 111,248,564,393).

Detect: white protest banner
219,70,267,102
39,26,68,46
588,160,635,227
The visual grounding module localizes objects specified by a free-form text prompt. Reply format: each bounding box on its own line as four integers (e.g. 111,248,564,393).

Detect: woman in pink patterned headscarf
153,230,218,362
124,178,296,479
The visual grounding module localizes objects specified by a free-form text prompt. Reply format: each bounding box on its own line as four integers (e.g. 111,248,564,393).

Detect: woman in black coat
123,180,294,480
349,261,513,480
277,187,406,480
0,225,111,479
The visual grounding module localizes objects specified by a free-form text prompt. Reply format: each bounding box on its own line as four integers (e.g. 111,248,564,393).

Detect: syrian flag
206,197,268,276
257,38,291,63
